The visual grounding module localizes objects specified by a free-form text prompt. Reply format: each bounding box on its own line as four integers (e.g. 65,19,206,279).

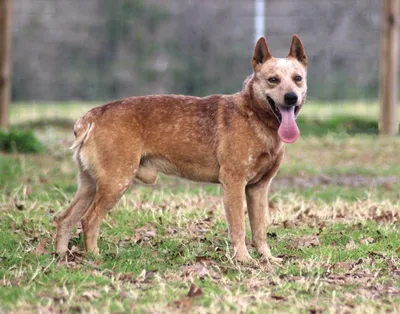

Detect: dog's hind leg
54,170,96,254
81,170,135,254
80,147,141,253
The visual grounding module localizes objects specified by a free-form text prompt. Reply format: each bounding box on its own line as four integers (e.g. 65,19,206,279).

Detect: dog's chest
246,151,280,184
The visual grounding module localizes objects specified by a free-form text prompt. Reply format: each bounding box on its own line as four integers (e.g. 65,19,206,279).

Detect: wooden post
379,0,399,135
0,0,12,130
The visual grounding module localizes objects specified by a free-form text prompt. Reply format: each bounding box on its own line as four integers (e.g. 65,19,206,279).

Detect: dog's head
251,35,307,143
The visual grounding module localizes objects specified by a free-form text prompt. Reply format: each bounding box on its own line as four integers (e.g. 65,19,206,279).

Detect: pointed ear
252,37,273,70
288,34,307,67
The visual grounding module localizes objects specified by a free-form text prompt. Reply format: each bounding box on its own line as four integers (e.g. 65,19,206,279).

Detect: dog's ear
288,34,307,67
252,37,273,70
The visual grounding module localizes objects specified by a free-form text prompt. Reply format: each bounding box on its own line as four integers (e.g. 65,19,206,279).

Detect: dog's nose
284,92,298,106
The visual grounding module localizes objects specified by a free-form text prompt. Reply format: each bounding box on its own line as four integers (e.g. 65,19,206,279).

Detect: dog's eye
294,76,302,82
268,77,279,83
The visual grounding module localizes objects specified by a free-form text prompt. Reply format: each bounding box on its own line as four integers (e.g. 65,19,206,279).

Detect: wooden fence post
0,0,12,130
379,0,399,135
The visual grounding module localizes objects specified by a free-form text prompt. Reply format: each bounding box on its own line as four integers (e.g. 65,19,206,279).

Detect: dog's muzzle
267,96,300,123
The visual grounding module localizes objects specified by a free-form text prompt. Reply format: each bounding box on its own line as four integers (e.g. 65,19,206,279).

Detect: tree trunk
379,0,399,135
0,0,12,130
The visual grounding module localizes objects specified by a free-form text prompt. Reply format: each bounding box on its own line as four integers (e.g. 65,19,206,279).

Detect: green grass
1,101,400,313
9,100,400,123
0,128,45,153
1,194,400,313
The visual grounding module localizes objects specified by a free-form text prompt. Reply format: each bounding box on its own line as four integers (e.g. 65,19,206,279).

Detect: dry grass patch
2,189,400,313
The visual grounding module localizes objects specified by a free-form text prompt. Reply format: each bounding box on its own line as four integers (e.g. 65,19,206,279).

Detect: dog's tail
70,121,94,150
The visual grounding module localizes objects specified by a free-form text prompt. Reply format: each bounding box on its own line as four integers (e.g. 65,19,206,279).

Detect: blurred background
12,0,382,101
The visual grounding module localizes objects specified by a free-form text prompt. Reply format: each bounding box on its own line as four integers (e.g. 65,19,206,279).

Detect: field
1,101,400,313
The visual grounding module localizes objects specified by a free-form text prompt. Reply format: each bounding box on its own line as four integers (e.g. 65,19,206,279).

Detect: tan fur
55,35,308,262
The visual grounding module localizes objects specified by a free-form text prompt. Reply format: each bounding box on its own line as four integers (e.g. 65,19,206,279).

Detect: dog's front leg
220,171,250,262
246,181,277,260
246,152,284,262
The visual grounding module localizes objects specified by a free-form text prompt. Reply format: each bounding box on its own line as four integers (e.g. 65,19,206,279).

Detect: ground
0,101,399,313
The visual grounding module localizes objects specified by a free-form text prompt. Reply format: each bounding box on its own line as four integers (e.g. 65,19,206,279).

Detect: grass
0,129,45,154
1,101,400,313
9,100,400,123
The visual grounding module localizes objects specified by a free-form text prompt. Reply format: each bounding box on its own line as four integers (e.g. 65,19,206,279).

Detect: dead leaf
383,182,393,191
14,201,25,211
132,222,157,243
172,284,203,311
186,218,213,239
323,271,375,286
309,306,325,314
359,237,375,245
268,200,276,211
354,258,363,266
352,222,363,230
118,269,156,284
282,220,295,229
164,227,178,235
173,297,193,310
82,290,100,301
181,263,209,279
279,274,303,282
24,184,32,197
316,223,326,235
180,263,220,280
295,235,320,249
345,239,356,250
118,272,133,282
136,269,155,283
187,284,203,298
387,261,400,276
214,247,223,253
39,176,50,183
271,294,287,301
368,252,386,260
136,269,147,282
34,238,49,255
195,255,208,264
57,245,85,267
334,261,353,271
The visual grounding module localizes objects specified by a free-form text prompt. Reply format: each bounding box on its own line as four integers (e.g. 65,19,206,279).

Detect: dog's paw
87,247,100,256
256,244,283,265
263,255,283,266
233,247,253,263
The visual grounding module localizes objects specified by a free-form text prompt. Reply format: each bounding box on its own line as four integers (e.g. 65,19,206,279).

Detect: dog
54,35,307,262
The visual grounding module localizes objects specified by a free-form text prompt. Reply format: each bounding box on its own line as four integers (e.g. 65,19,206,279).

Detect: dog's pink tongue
277,106,300,143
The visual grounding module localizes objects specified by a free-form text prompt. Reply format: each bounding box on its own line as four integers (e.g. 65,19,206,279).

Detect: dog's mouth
266,96,300,143
267,96,282,123
267,96,300,123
